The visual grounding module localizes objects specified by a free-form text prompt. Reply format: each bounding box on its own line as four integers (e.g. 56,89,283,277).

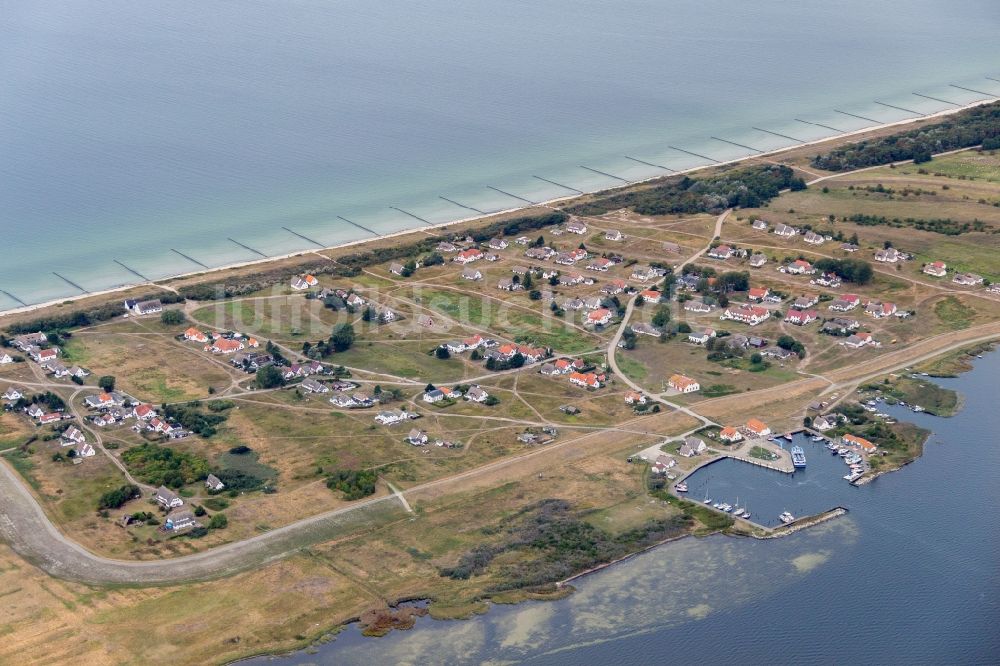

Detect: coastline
3,96,997,321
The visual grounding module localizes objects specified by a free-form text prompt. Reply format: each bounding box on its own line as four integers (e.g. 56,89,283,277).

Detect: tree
425,383,436,392
435,346,450,360
98,375,116,392
329,323,355,352
621,328,637,350
677,322,692,334
160,310,184,325
750,352,763,364
193,504,207,517
361,306,375,322
634,295,645,307
651,305,671,328
208,513,228,529
777,335,796,350
255,365,286,389
528,290,541,301
400,260,417,277
522,272,533,289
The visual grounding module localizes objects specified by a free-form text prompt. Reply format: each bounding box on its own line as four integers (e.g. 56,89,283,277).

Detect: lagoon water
3,1,1000,309
251,350,1000,665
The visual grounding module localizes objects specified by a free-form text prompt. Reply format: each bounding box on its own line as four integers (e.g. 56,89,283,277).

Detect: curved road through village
3,156,1000,585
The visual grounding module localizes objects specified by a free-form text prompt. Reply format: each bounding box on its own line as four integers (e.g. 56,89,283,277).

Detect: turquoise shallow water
2,0,999,308
246,350,1000,665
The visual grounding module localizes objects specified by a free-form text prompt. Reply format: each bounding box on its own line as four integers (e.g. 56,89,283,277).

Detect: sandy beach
2,96,995,322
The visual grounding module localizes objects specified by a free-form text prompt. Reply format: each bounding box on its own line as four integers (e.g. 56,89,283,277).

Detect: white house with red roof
455,248,484,264
784,309,818,325
586,308,613,326
719,426,743,443
569,371,602,389
667,374,700,393
133,404,156,420
206,338,243,354
785,259,815,275
639,289,662,304
747,287,769,302
707,244,733,259
184,327,209,343
721,305,771,326
745,418,771,437
923,261,947,277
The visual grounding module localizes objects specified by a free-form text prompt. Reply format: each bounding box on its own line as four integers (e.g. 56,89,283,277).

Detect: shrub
160,310,185,325
97,484,141,510
208,513,228,529
326,469,377,500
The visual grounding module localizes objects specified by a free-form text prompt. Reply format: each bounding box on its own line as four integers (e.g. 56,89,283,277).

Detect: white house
566,219,587,234
461,267,482,281
774,223,796,237
375,410,407,425
154,486,184,509
707,244,733,259
923,261,947,277
668,374,700,393
130,299,163,315
604,229,625,241
752,219,769,231
0,353,13,364
721,305,770,326
205,474,225,491
3,387,23,401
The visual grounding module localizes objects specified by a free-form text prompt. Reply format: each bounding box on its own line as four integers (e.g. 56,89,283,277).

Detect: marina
249,351,1000,665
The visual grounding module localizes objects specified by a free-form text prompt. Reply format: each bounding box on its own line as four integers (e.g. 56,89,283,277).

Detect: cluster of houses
921,261,986,287
181,327,261,355
442,334,498,355
421,383,491,404
9,332,92,381
291,274,319,290
539,357,605,389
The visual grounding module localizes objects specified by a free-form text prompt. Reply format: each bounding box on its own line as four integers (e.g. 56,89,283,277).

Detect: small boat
675,482,688,492
741,510,751,519
703,498,713,504
791,446,807,468
732,497,742,514
811,435,824,442
666,473,676,480
912,405,925,413
838,448,849,456
713,503,722,509
779,511,795,524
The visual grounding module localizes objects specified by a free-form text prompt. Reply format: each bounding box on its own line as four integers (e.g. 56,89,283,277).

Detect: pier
52,272,88,294
281,226,325,248
113,259,151,282
337,216,381,237
170,248,209,269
